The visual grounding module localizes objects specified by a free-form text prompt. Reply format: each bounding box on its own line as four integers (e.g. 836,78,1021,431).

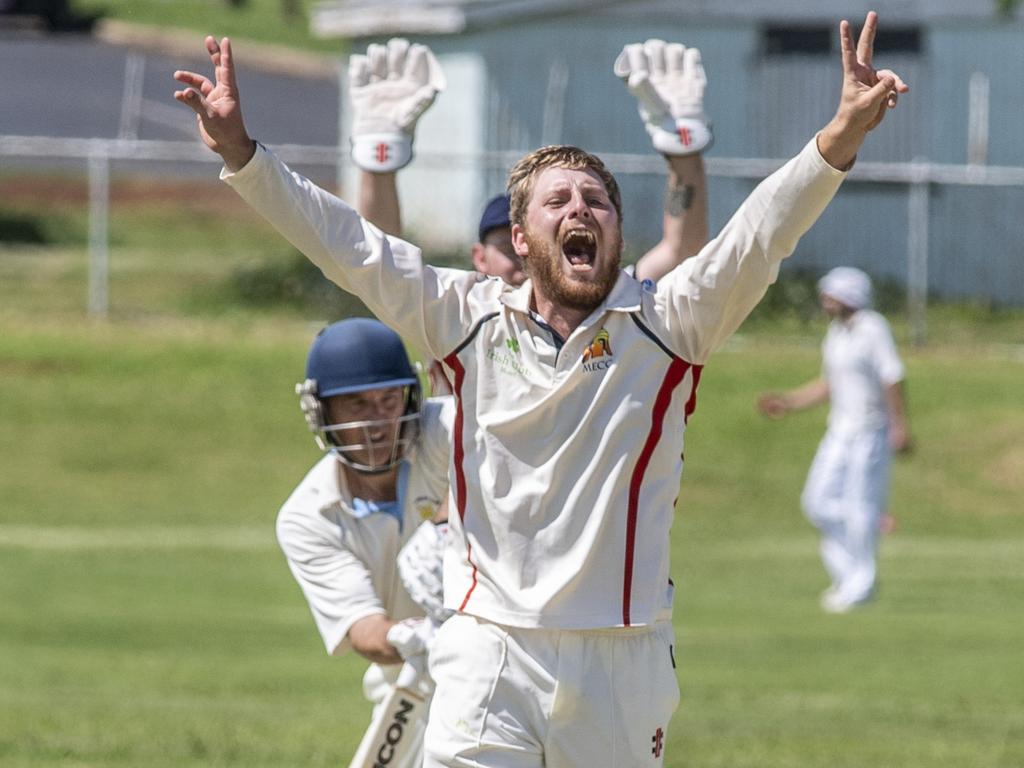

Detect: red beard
522,230,621,313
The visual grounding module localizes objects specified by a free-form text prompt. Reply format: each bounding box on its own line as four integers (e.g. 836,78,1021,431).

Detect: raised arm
635,154,709,283
615,39,712,283
653,12,909,363
757,378,830,419
360,170,402,235
349,38,446,235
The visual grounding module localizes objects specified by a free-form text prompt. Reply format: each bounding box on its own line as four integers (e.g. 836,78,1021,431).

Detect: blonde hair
506,145,623,230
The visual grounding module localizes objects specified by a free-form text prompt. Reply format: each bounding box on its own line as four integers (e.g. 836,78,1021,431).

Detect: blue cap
305,318,417,397
477,194,511,243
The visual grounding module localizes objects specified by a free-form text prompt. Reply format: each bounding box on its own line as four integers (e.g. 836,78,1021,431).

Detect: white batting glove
386,617,437,693
614,39,712,156
397,521,453,625
348,38,446,172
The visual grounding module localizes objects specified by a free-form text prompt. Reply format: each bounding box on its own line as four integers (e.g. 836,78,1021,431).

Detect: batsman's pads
349,38,446,172
397,521,452,625
614,39,713,156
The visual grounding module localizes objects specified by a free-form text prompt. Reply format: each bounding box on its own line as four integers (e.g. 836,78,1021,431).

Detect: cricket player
277,317,452,768
757,267,912,613
174,11,907,764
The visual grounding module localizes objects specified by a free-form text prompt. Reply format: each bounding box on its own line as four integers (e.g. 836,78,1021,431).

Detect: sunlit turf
2,184,1022,765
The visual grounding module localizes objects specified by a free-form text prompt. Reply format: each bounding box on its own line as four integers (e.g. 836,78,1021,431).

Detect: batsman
175,10,907,766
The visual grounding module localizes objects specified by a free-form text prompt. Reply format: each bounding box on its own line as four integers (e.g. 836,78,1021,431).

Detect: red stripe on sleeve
442,352,479,610
623,359,690,626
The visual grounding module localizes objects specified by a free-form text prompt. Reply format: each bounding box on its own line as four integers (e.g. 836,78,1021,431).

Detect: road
0,30,340,170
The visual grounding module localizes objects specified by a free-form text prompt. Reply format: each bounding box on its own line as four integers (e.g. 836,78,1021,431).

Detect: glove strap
649,118,714,157
351,132,414,172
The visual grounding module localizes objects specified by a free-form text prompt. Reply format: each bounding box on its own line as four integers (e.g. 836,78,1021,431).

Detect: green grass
2,189,1023,766
70,0,343,54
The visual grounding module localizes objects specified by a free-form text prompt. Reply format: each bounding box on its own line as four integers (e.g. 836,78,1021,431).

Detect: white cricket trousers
423,614,680,767
801,427,891,604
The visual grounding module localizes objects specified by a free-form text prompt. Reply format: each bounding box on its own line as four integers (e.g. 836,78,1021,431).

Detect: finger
613,43,641,79
612,48,630,78
876,68,909,93
173,70,213,93
173,87,207,117
856,10,878,67
405,44,430,87
866,74,896,108
387,37,410,80
665,43,685,77
838,19,856,73
683,46,706,88
424,47,445,90
625,42,649,78
348,53,370,88
204,34,219,66
644,38,667,79
219,37,240,94
366,43,387,82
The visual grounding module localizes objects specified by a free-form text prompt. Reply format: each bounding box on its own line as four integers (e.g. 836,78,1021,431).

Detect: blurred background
1,1,1022,766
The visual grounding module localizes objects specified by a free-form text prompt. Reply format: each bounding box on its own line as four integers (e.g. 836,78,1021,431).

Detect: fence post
907,161,930,346
118,53,146,142
335,56,348,196
88,145,110,318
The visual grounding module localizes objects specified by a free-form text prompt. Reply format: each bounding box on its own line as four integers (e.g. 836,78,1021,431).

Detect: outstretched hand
173,36,255,171
836,12,909,133
818,11,910,169
756,393,789,420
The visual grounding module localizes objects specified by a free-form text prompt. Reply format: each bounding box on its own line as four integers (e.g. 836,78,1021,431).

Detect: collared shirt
823,309,905,436
228,137,846,630
275,398,453,655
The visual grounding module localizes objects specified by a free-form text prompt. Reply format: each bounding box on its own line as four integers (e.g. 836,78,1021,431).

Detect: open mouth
561,228,597,271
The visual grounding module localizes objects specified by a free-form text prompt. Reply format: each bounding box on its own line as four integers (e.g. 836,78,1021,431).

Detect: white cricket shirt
276,398,452,654
822,309,905,436
228,137,847,629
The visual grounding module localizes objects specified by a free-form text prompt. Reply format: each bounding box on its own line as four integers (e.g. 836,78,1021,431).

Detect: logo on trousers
651,727,664,759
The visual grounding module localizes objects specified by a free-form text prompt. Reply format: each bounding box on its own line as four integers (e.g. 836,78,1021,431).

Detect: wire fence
3,133,1023,343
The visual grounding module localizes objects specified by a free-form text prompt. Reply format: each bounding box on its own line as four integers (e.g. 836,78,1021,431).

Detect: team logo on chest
582,329,614,372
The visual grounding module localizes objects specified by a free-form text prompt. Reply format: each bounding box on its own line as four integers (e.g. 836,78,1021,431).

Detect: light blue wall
355,13,1024,304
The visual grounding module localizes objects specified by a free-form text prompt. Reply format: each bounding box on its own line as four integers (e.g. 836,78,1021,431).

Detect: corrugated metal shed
322,0,1024,304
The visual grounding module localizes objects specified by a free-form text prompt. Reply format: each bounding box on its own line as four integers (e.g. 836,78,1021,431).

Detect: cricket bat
347,683,427,768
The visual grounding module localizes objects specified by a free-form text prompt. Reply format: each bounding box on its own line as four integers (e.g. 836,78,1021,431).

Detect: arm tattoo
665,182,696,217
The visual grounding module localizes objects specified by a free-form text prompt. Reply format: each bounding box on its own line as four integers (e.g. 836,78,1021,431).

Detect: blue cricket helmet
305,317,419,396
296,318,422,473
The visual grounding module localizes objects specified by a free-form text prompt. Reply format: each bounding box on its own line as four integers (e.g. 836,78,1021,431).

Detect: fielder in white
757,267,912,613
278,317,453,768
174,11,907,765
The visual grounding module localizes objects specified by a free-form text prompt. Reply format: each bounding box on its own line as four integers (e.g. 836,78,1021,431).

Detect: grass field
2,183,1023,766
69,0,342,54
